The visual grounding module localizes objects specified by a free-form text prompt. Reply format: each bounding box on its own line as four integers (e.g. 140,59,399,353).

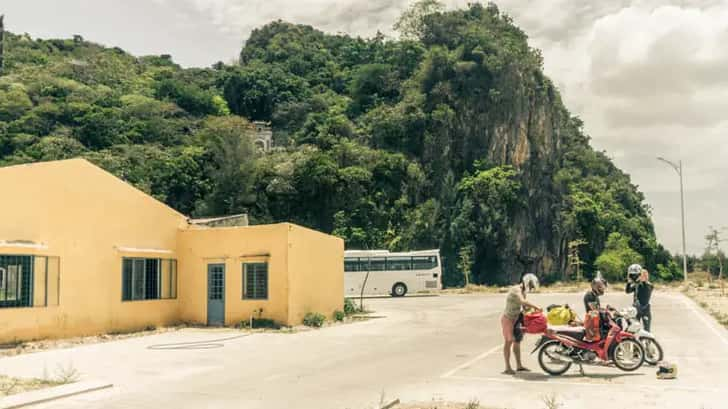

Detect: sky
2,0,727,255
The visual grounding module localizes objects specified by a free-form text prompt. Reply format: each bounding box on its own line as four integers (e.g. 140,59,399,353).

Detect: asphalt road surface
1,291,726,409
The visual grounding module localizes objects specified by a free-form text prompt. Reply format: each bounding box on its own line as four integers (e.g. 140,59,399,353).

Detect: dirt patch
0,375,64,397
0,326,185,358
396,402,499,409
683,281,728,328
0,312,379,358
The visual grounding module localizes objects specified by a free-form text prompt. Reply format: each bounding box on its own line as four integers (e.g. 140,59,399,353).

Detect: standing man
501,279,541,375
626,268,654,331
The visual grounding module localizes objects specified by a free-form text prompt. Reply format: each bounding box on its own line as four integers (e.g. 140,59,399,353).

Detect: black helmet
591,278,606,296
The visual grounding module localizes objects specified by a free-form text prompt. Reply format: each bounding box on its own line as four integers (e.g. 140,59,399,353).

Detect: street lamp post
657,157,688,283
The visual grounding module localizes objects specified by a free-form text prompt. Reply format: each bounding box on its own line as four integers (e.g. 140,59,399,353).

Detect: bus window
369,257,386,271
386,257,412,271
344,258,359,272
413,256,437,270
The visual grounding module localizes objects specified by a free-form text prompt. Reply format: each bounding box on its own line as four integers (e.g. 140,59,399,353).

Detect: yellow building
0,159,343,344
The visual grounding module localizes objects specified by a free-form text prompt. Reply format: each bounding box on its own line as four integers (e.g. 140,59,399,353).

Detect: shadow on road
514,371,645,382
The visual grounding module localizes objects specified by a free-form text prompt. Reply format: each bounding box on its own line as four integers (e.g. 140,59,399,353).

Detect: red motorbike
531,310,645,375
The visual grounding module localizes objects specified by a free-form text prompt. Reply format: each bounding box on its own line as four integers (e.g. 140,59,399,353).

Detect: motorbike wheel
612,338,645,371
640,337,663,366
537,340,572,375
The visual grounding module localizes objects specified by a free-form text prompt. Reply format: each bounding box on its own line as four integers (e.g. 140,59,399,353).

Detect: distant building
253,121,273,152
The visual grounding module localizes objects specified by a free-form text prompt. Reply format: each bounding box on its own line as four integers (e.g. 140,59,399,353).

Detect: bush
595,232,644,282
237,318,281,329
303,312,326,328
333,310,345,322
344,298,361,315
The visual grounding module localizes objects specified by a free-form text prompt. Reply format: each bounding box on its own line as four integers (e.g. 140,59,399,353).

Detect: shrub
237,318,281,329
333,310,345,322
344,298,360,315
595,232,644,282
303,312,326,328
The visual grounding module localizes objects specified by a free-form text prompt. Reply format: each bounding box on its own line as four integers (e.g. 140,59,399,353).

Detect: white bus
344,249,442,297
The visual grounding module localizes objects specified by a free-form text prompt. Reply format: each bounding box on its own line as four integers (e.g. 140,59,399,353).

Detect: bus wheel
392,283,407,297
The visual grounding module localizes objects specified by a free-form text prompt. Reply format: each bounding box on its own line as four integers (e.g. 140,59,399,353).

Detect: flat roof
188,214,248,224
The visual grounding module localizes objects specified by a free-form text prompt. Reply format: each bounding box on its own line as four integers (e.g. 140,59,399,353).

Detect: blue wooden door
207,264,225,326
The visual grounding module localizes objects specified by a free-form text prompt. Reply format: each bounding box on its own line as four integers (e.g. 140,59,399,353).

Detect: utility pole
657,157,688,283
705,226,726,295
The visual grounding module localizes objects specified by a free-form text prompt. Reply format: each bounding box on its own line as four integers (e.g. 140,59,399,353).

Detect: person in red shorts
501,279,541,375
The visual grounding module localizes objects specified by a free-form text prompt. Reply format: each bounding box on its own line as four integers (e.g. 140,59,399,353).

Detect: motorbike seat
551,326,585,339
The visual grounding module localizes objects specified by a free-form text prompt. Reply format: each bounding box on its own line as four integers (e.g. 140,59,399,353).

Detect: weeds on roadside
0,377,19,396
344,298,364,315
465,399,481,409
333,310,345,322
303,312,326,328
236,318,281,330
541,393,563,409
54,362,81,384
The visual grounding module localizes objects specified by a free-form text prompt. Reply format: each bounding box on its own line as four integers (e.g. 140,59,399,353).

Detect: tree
595,232,644,283
155,79,227,116
0,15,5,75
705,226,726,294
195,116,257,216
450,165,521,284
347,63,400,115
0,84,33,122
393,0,445,40
222,63,308,121
567,239,587,281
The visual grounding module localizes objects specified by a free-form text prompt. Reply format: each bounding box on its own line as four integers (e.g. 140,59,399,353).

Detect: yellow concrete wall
286,224,344,324
0,159,345,342
0,159,186,343
177,224,291,326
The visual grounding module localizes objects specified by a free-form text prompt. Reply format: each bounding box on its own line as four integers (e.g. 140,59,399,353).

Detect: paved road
1,291,726,409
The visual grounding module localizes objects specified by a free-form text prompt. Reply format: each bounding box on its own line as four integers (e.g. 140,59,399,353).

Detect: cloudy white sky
3,0,727,255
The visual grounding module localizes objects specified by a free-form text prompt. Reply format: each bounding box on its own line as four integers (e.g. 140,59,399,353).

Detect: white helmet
627,264,642,281
521,273,539,293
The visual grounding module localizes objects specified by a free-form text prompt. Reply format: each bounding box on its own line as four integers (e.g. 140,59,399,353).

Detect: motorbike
613,306,664,366
531,310,645,375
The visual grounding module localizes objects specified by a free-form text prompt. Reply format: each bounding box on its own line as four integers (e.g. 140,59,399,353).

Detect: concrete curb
0,381,112,409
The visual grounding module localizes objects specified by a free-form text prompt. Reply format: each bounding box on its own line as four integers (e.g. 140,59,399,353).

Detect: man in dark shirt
583,278,606,314
626,269,654,331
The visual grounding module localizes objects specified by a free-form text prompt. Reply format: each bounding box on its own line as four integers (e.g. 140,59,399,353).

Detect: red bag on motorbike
523,312,547,334
584,310,601,342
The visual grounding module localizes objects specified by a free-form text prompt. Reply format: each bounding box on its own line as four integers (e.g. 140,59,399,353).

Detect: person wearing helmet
501,278,541,375
626,264,643,283
626,268,654,331
583,277,606,314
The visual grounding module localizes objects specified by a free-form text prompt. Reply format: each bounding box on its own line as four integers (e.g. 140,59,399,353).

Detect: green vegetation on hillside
0,2,679,284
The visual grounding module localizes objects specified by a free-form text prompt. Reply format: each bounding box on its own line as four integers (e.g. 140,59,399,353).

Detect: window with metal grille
122,258,177,301
243,262,268,300
0,255,33,308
